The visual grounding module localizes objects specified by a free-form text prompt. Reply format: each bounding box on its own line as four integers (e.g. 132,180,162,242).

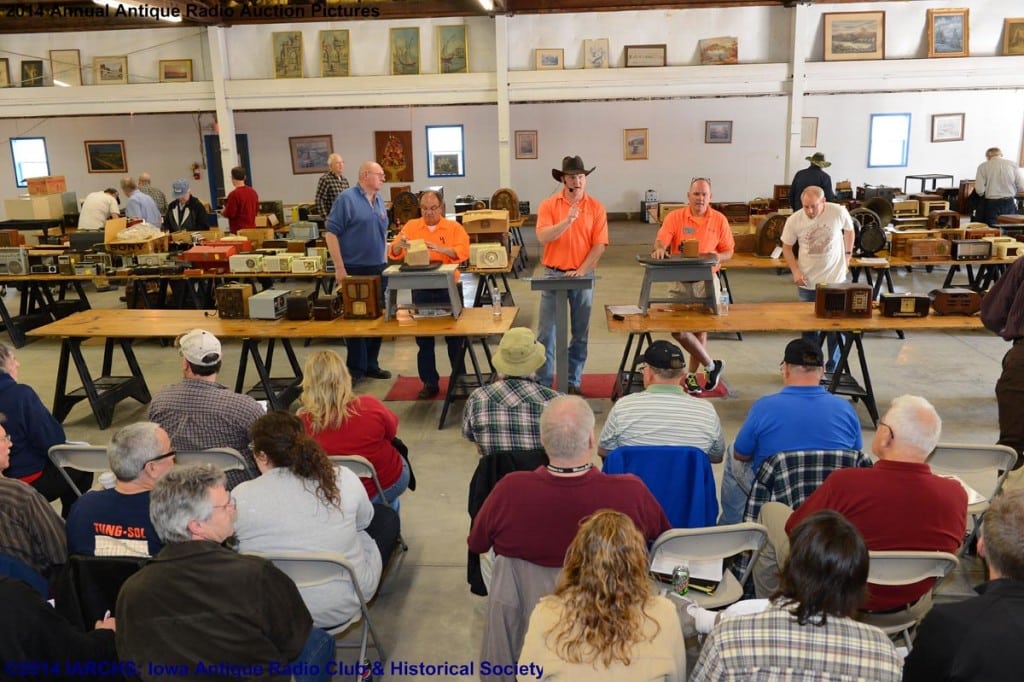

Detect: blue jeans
291,627,334,682
719,454,756,525
982,197,1017,228
371,458,410,511
344,264,387,379
412,288,464,387
536,268,594,389
797,286,842,372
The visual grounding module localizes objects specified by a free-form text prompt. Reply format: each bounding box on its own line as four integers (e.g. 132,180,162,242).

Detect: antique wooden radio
248,288,289,320
183,244,239,271
892,200,920,217
967,227,1001,240
879,293,930,318
207,238,252,253
229,254,265,273
815,283,873,319
680,239,700,257
0,230,22,248
285,289,317,321
909,238,951,261
950,240,992,261
927,210,960,230
919,200,949,216
313,294,344,320
930,288,982,316
215,283,253,319
341,275,383,319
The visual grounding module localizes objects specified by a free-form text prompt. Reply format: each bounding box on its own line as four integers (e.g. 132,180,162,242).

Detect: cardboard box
237,228,276,248
26,175,67,196
105,234,170,256
169,228,224,244
254,213,280,228
4,194,65,220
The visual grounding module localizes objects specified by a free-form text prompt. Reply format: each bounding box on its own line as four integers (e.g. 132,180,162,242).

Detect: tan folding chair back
48,444,110,497
329,454,388,501
175,447,248,472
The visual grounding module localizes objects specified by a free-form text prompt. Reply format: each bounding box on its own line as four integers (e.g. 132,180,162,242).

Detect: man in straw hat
463,327,559,456
535,156,609,394
789,152,836,211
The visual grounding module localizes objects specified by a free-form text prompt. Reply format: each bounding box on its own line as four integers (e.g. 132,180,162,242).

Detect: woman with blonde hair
520,510,685,680
298,349,409,506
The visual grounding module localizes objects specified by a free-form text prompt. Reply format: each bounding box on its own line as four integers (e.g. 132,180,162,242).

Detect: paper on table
608,305,644,316
650,555,724,582
937,474,986,505
857,257,889,265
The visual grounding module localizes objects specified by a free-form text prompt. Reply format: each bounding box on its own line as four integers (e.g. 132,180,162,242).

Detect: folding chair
246,551,386,674
329,455,409,562
51,554,148,631
47,444,110,497
861,550,959,651
175,447,248,473
649,522,768,609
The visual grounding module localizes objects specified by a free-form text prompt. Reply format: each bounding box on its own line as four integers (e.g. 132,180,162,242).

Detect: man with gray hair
314,153,349,219
754,395,967,610
120,176,161,227
975,147,1024,227
65,422,173,557
137,172,167,215
116,465,333,681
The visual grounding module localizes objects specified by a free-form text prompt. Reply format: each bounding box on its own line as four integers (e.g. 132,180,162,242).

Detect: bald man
137,172,167,215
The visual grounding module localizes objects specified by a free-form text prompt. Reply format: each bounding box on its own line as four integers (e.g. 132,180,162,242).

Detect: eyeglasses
0,435,11,445
148,450,176,464
212,495,236,511
879,421,895,440
420,205,442,212
369,171,386,178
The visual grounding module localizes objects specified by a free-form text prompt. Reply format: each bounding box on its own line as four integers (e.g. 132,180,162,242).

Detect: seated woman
0,342,84,518
233,411,401,629
520,510,686,681
298,350,409,507
691,510,902,681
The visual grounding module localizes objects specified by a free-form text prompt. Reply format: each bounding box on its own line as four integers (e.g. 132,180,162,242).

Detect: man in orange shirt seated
389,191,470,399
651,177,733,394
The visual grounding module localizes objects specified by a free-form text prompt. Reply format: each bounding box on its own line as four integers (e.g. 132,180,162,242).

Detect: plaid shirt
315,171,350,218
462,378,559,456
691,602,902,681
0,478,67,575
138,183,168,215
743,449,873,523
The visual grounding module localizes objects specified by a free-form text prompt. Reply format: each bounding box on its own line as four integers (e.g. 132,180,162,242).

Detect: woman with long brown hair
520,510,685,680
233,411,400,628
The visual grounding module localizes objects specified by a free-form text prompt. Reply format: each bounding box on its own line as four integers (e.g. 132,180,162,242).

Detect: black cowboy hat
551,156,596,182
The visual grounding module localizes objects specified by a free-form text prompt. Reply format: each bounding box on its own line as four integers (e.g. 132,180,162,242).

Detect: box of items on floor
103,218,169,256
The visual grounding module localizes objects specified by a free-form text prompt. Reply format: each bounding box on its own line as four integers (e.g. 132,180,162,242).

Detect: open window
426,125,465,178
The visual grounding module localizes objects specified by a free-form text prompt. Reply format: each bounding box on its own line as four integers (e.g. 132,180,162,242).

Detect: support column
206,26,238,183
785,2,811,179
495,14,511,188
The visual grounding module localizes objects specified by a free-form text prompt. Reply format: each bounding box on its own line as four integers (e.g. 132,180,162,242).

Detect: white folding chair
175,447,248,473
861,550,959,651
649,522,768,609
245,551,386,674
329,455,409,565
927,443,1017,548
48,444,110,497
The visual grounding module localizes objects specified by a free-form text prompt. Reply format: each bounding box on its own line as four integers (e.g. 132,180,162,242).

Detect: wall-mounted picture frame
288,135,333,175
438,25,468,74
699,37,738,65
49,49,81,86
431,153,460,176
931,113,965,143
623,128,648,160
583,38,610,68
0,59,9,88
21,60,44,87
624,44,667,67
705,120,733,144
823,11,885,61
319,30,349,77
1005,18,1024,56
928,8,969,58
159,59,192,83
84,140,127,173
515,130,538,160
800,117,819,148
535,48,564,70
273,31,303,79
375,130,414,183
93,56,127,85
391,27,420,75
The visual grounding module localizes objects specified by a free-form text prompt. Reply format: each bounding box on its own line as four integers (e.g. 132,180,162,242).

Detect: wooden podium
529,274,595,393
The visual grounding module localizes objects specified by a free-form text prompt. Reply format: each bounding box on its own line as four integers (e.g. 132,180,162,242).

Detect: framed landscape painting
438,25,468,74
535,49,564,70
823,11,885,61
705,120,733,144
159,59,192,83
93,56,128,85
515,130,538,160
84,140,127,173
928,8,969,58
289,135,333,175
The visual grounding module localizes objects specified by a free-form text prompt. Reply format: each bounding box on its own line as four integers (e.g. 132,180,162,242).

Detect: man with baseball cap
163,179,209,232
718,338,862,524
148,329,264,488
463,327,559,456
598,339,725,461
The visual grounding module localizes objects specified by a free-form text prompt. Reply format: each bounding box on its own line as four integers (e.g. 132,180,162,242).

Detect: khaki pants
753,501,794,598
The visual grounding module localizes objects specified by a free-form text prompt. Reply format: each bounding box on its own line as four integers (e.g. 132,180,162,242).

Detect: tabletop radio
469,243,508,268
229,254,265,273
815,283,873,318
342,275,383,319
950,240,992,261
930,288,982,315
879,293,930,318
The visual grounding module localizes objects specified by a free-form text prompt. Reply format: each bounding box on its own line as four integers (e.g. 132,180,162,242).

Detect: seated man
116,465,333,682
148,329,264,488
754,395,967,611
598,339,725,461
65,422,174,557
719,338,862,524
904,488,1024,681
462,327,559,456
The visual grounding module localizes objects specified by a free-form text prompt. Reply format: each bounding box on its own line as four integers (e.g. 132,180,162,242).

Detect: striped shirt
463,378,559,456
599,384,725,460
315,171,350,219
0,478,67,576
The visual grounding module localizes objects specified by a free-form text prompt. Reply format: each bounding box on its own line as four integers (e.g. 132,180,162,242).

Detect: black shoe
417,385,440,399
567,385,582,396
365,368,392,380
705,360,725,391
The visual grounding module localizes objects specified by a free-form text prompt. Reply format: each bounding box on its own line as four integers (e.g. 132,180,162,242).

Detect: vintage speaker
930,288,982,315
285,289,317,321
879,293,930,318
814,283,873,319
313,294,344,320
341,275,383,319
950,240,992,261
215,284,253,319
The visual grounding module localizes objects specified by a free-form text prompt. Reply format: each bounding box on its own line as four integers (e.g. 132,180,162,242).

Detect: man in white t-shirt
781,185,854,371
77,189,120,230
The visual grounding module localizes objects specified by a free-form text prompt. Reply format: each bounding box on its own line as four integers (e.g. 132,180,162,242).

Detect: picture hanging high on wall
438,25,468,74
623,129,648,160
320,30,349,77
1005,18,1024,55
93,56,127,85
0,59,9,88
21,60,44,87
800,117,819,148
699,37,738,65
289,135,333,175
931,113,964,143
84,140,127,173
583,39,610,68
705,120,733,144
535,49,564,70
927,8,969,58
273,32,303,78
823,11,885,61
391,27,420,75
49,49,81,86
159,59,192,83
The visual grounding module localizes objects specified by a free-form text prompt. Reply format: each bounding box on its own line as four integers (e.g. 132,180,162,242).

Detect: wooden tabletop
722,253,893,271
27,307,519,340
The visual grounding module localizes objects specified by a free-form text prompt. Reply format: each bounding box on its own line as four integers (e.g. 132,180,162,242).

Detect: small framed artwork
438,25,468,74
159,59,193,83
800,117,819,148
390,27,420,75
319,30,349,77
699,37,738,65
93,56,128,85
1004,18,1024,56
705,120,733,144
514,130,538,160
431,153,460,176
624,44,667,67
623,128,648,160
823,11,885,61
928,8,969,58
535,48,564,70
931,113,965,143
375,131,414,183
273,32,303,79
21,60,44,87
0,59,9,87
288,135,334,175
84,140,128,173
49,49,81,86
583,38,610,68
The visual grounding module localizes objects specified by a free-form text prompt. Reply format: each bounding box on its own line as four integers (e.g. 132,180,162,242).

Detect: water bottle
491,289,502,317
717,290,730,316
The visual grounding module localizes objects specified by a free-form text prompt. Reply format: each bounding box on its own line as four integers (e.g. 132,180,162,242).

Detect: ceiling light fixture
478,0,494,11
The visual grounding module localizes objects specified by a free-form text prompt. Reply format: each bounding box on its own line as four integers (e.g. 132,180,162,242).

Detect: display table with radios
0,273,93,347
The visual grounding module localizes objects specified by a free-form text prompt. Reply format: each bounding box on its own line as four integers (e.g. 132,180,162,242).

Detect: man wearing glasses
65,422,174,558
389,191,470,399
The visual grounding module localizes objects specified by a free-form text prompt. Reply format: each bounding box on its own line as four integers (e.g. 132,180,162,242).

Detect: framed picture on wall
49,49,81,86
822,11,885,61
583,39,610,68
1005,18,1024,55
93,56,127,85
320,30,349,77
800,117,819,148
288,135,333,175
624,44,667,67
0,59,11,88
84,140,127,173
273,32,303,79
699,37,738,65
21,60,44,87
705,120,733,144
928,8,969,58
375,130,415,182
438,25,468,74
623,128,648,160
390,27,420,75
535,49,563,70
930,113,965,143
514,130,538,160
159,59,193,83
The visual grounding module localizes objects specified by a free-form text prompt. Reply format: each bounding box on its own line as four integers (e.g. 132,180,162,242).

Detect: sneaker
684,374,701,394
704,360,725,391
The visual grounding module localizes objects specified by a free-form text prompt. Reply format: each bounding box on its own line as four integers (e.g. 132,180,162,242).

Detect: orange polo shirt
656,206,735,272
389,216,470,281
537,191,609,271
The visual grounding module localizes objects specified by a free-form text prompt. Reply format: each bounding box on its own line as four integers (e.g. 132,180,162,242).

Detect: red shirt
222,185,260,233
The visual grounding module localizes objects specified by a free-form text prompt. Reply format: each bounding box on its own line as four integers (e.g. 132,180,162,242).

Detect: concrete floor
15,220,1009,678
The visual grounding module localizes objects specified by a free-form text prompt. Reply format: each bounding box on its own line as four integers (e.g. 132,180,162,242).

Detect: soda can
671,565,689,596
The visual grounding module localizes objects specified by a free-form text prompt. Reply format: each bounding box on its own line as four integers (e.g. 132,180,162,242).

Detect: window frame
867,113,911,168
10,137,51,188
425,124,465,179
